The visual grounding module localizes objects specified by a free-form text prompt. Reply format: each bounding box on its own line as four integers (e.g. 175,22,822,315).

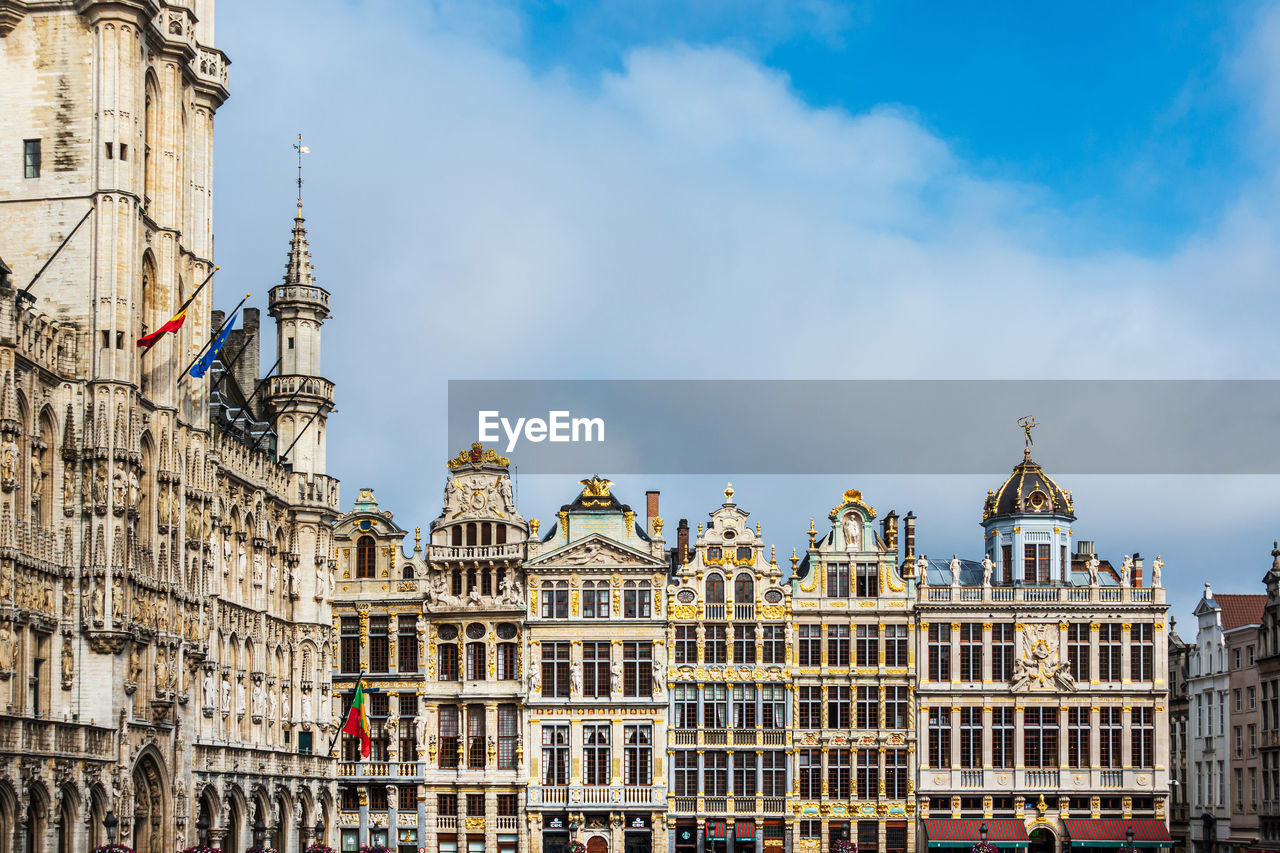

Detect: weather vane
1018,415,1038,449
293,133,310,216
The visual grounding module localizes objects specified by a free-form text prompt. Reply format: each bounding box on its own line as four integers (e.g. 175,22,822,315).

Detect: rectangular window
466,793,484,816
623,584,651,618
855,624,878,667
367,616,389,672
928,707,952,768
584,723,611,785
438,793,457,817
1068,707,1091,769
705,625,727,665
397,617,418,672
828,624,850,667
398,694,418,760
23,139,40,179
496,642,517,681
438,644,459,681
465,642,486,681
734,752,757,797
734,624,757,664
705,751,728,796
762,625,785,664
827,562,850,597
928,624,951,681
829,685,851,729
438,705,460,769
992,622,1014,682
1024,543,1050,583
885,749,907,798
583,582,609,619
885,686,908,729
959,707,982,768
496,794,517,817
466,704,486,769
583,641,610,698
855,563,878,598
541,583,568,619
798,624,821,667
859,821,880,853
1237,725,1244,757
675,625,697,663
674,683,698,729
541,723,569,785
1099,706,1122,769
733,683,757,728
828,748,851,799
674,751,698,796
959,623,983,682
992,706,1013,768
1133,707,1154,768
703,683,728,728
798,748,822,798
498,704,517,769
799,685,821,729
1001,544,1013,583
1022,706,1059,769
399,785,417,811
1068,623,1090,683
762,684,786,729
541,642,570,698
1130,624,1154,682
1099,624,1122,682
623,641,653,697
762,750,786,797
884,624,907,667
340,617,360,673
856,748,878,799
856,686,878,730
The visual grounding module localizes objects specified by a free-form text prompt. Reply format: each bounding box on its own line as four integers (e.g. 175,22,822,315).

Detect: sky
211,0,1280,634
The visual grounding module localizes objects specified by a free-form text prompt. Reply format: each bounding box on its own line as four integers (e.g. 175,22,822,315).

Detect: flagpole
327,669,366,758
176,291,250,380
234,355,282,426
20,201,94,299
139,265,221,360
249,378,307,454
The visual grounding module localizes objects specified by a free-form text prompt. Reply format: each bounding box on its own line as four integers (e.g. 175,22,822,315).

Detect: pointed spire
283,211,315,288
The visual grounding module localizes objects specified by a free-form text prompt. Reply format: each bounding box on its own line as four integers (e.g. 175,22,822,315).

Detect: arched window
402,561,414,580
481,523,492,546
496,525,508,545
451,526,462,547
466,523,477,546
706,574,724,604
356,536,375,578
735,573,754,604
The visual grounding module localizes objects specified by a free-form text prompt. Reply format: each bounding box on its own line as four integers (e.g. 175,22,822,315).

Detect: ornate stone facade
0,2,339,850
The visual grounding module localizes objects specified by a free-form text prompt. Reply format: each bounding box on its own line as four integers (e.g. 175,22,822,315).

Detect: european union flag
190,308,238,379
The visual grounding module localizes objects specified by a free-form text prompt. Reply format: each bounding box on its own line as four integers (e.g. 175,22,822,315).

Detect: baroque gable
529,532,664,571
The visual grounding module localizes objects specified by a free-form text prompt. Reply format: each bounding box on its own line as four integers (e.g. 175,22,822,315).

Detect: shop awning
705,819,727,841
736,820,756,841
1062,820,1173,848
924,820,1029,848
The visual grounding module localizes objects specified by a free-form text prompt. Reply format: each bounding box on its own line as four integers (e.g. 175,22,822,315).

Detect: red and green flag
341,681,371,758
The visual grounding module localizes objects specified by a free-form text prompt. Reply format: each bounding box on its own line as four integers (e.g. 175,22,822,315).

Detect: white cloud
212,0,1280,627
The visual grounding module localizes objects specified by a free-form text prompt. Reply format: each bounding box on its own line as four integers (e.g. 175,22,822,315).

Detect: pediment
531,533,665,569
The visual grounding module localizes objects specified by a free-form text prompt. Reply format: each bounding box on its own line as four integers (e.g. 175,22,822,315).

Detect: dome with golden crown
982,450,1075,523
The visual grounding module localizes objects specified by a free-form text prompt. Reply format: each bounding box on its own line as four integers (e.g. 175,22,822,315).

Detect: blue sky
212,0,1280,633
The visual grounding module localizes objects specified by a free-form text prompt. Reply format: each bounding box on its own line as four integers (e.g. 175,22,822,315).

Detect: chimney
1205,581,1213,600
883,510,898,551
902,512,916,574
1075,540,1095,556
1133,552,1143,588
676,519,690,566
646,490,660,536
231,308,261,412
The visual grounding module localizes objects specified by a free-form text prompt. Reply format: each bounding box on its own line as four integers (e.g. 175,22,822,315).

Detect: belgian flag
135,303,189,350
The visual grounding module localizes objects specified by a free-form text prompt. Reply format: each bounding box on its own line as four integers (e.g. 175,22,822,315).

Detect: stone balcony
920,767,1158,792
920,584,1163,605
0,716,114,760
528,785,665,809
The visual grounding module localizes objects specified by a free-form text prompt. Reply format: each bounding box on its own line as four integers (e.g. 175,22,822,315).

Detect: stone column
387,784,399,849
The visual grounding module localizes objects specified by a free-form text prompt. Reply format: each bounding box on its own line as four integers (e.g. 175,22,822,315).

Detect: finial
414,526,421,549
770,544,776,567
789,547,799,570
1272,540,1279,570
293,133,310,218
697,522,703,535
807,518,817,548
724,482,734,502
756,522,761,536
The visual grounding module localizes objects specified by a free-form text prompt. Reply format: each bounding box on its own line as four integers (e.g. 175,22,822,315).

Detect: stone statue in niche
111,463,127,506
29,453,42,511
0,441,18,490
843,513,860,550
127,468,140,509
203,671,217,709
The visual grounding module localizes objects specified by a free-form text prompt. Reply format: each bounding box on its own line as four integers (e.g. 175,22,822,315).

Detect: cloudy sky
211,0,1280,632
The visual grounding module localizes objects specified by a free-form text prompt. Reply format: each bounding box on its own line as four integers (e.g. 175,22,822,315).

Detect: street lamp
1121,825,1137,853
197,813,209,845
980,825,988,846
103,810,118,844
315,817,326,842
253,812,266,846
